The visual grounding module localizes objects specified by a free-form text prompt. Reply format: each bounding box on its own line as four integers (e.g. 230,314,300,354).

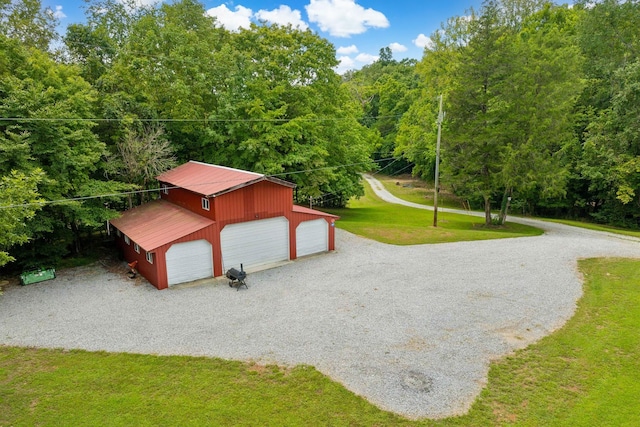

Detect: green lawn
375,173,640,240
374,174,467,210
2,258,639,426
324,179,542,244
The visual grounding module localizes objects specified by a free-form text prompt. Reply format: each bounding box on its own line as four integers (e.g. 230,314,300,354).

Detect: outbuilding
110,161,338,289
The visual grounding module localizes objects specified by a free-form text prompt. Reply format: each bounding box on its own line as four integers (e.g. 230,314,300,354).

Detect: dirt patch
391,174,429,188
394,336,434,352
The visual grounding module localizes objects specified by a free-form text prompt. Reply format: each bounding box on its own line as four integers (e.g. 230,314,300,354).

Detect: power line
0,114,404,123
371,157,401,176
387,162,415,177
0,157,400,210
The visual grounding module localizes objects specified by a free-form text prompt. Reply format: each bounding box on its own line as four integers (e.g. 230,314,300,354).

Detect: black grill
226,264,247,290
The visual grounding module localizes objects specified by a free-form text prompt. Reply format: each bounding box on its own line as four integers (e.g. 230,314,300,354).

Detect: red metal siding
161,186,215,220
214,181,293,227
115,233,160,288
253,181,292,213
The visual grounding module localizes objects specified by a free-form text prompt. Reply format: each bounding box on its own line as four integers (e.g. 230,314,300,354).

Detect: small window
162,184,169,195
124,235,130,245
134,243,140,253
146,252,153,264
116,229,121,237
201,197,210,211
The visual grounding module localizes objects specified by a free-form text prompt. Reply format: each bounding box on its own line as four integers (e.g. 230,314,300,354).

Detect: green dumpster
20,268,56,285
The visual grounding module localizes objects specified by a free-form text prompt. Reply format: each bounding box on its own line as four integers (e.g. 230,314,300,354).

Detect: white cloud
53,5,66,19
255,5,308,30
206,5,253,32
355,52,378,64
336,44,358,55
117,0,159,7
335,55,356,74
413,33,434,49
306,0,389,37
389,42,407,53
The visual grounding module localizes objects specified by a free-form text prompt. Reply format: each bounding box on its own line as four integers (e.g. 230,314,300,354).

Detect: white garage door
166,239,213,286
221,217,289,272
296,219,328,258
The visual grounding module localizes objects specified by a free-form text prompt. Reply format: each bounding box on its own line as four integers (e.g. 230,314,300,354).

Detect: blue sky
44,0,484,73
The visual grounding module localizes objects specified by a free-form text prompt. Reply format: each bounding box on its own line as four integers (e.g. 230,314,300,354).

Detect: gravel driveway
1,175,639,419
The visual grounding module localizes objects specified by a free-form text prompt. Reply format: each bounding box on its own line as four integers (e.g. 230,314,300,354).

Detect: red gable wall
214,180,293,227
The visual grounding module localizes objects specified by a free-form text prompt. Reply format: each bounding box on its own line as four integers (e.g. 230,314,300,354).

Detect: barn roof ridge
188,160,263,177
157,161,295,197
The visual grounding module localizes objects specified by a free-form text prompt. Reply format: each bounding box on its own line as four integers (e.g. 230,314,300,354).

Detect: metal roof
110,199,214,251
156,161,295,197
292,205,340,219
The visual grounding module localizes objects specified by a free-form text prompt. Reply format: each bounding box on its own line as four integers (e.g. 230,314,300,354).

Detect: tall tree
442,0,582,225
395,13,473,179
0,34,125,264
581,59,640,226
64,0,151,83
343,53,417,175
570,0,640,225
444,1,509,224
106,124,176,207
0,170,44,267
0,0,58,51
95,0,227,161
208,23,374,205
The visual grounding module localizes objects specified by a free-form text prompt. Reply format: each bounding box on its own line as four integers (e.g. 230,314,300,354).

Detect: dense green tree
0,34,124,264
581,59,640,226
92,0,227,159
568,0,640,225
0,0,58,51
395,14,472,179
208,24,374,204
443,1,509,224
64,0,151,82
411,0,583,225
343,52,417,174
105,124,176,207
0,169,43,267
491,4,583,222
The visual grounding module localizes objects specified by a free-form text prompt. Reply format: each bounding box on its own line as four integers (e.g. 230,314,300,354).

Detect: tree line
1,0,639,269
0,0,376,268
346,0,640,227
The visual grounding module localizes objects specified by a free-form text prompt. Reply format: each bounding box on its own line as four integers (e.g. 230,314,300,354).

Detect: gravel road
1,175,639,419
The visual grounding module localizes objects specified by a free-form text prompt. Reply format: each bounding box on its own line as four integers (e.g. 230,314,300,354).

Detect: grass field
2,258,639,426
374,174,467,210
324,178,542,244
376,173,640,239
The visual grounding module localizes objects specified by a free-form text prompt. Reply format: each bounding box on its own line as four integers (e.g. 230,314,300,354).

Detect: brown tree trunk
498,187,513,225
484,195,492,226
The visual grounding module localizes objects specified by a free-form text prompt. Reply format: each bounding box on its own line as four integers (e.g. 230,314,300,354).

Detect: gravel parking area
1,177,639,419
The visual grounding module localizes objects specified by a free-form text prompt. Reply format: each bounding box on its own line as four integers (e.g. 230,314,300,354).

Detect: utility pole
433,95,444,227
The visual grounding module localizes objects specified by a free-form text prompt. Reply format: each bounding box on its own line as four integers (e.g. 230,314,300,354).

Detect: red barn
110,161,338,290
